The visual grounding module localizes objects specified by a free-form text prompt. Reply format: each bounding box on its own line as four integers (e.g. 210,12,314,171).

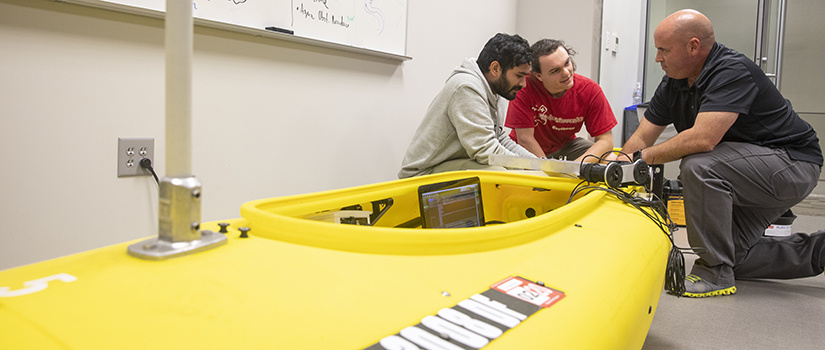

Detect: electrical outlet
118,137,155,177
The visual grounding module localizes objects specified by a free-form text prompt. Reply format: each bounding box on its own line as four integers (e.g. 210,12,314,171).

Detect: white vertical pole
165,0,193,177
128,0,227,260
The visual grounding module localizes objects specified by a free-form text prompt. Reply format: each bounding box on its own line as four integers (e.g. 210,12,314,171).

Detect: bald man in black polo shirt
621,9,824,297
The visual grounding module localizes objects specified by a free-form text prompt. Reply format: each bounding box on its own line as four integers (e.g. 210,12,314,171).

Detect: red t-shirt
505,74,617,154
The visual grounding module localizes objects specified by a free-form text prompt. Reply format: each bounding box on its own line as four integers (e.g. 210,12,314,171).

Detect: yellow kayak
0,170,671,349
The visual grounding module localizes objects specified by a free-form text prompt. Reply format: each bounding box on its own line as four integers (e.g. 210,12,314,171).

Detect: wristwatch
633,149,643,162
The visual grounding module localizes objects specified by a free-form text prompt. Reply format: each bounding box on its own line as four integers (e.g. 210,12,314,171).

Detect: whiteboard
64,0,409,60
293,0,408,57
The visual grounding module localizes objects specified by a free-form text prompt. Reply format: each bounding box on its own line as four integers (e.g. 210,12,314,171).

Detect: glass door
754,0,783,86
781,0,825,183
642,0,825,184
643,0,762,102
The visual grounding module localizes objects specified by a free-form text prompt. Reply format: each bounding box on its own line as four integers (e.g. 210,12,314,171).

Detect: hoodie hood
450,58,499,111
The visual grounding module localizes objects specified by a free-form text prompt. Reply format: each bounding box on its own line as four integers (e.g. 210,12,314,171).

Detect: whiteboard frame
59,0,412,61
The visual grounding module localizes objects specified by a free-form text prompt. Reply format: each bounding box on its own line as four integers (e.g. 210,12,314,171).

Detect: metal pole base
127,175,226,260
127,230,227,260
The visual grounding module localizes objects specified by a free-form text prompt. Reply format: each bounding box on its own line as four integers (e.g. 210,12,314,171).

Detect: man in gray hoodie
398,33,537,178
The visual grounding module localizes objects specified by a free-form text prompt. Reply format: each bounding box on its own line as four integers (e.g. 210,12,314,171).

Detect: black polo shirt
645,42,823,166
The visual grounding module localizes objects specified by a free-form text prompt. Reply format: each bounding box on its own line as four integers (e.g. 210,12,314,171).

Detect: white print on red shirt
531,105,583,129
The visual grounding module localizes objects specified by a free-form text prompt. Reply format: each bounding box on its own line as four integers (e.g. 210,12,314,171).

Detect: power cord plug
139,158,159,184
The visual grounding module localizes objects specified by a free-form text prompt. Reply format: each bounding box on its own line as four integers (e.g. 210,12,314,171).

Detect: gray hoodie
398,58,535,178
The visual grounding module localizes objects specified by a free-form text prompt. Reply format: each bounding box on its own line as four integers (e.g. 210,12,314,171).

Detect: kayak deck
1,171,671,349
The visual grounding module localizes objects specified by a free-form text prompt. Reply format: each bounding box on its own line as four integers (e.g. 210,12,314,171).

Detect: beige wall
516,0,602,80
0,0,522,269
0,0,623,270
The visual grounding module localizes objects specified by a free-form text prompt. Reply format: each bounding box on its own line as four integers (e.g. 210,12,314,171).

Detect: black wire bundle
665,245,686,296
570,153,691,296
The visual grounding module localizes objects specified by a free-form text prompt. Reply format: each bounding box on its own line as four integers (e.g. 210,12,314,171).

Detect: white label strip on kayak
364,276,565,350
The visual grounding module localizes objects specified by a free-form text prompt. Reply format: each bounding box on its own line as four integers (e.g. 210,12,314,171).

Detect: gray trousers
680,142,824,286
545,137,595,160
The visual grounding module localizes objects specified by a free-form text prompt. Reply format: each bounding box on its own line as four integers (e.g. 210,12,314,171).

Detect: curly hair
477,33,532,74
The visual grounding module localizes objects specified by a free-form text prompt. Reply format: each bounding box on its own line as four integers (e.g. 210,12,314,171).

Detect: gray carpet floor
643,208,825,349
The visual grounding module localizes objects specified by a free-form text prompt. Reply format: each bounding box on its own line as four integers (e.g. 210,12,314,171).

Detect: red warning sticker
491,276,566,308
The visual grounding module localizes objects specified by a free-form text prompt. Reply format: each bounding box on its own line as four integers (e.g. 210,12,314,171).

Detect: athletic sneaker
683,274,737,298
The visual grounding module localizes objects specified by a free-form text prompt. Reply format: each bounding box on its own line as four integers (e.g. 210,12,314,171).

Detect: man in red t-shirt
505,39,617,162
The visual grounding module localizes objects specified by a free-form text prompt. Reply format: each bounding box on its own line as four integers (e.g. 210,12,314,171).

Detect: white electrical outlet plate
118,137,154,177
